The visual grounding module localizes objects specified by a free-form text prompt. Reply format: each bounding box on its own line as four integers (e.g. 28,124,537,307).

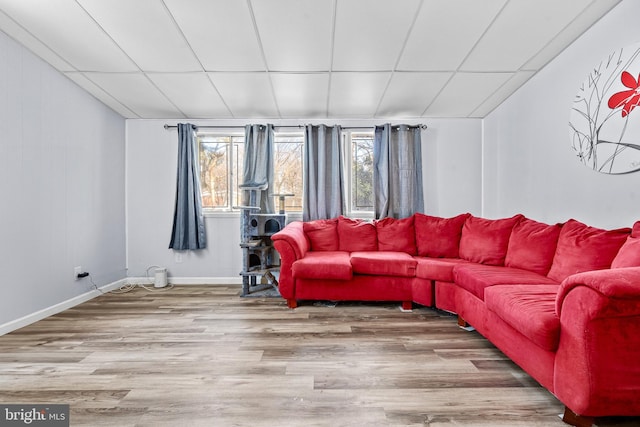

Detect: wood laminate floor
0,285,638,427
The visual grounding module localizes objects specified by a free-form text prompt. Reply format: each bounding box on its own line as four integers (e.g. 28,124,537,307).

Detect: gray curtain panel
169,123,207,250
243,124,275,214
373,124,424,219
303,124,345,221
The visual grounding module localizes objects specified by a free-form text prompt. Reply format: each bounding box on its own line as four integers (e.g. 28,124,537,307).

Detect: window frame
197,130,245,215
196,129,305,218
342,129,375,218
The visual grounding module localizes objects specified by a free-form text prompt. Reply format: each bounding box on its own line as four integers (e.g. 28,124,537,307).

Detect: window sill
203,210,240,219
203,210,304,221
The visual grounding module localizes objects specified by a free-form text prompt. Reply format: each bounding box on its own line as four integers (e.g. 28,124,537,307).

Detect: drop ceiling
0,0,621,119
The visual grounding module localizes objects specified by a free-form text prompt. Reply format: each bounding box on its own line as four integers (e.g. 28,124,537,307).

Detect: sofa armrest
272,221,309,260
555,267,640,317
553,267,640,417
272,221,309,300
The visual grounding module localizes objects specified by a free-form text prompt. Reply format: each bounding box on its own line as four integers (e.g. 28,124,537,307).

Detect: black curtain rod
163,124,427,130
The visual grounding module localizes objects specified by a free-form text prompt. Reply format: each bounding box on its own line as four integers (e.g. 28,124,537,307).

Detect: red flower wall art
570,44,640,174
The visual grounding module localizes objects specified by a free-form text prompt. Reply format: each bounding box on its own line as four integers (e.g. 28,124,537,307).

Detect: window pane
199,137,230,209
274,133,303,212
351,133,374,211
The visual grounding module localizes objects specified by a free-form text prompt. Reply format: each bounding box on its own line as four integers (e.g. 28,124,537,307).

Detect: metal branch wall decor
570,43,640,174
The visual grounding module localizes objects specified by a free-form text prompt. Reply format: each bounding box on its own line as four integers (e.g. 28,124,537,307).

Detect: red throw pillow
375,216,417,255
633,220,640,238
547,219,631,282
414,213,469,258
337,216,377,252
505,218,562,275
458,214,523,266
611,236,640,268
303,218,339,251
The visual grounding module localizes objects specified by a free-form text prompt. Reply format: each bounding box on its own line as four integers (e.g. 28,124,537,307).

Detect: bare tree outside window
274,133,304,212
199,140,228,208
198,129,374,215
350,132,374,212
198,132,301,212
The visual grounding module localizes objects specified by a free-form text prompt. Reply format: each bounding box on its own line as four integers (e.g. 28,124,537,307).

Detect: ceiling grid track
246,0,282,119
159,0,234,118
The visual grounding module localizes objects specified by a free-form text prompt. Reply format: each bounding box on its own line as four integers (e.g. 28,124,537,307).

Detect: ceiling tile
0,9,74,71
332,0,421,71
64,72,138,118
270,73,329,118
0,0,622,119
471,71,536,117
461,0,593,72
329,72,390,117
522,0,620,70
251,0,333,71
147,73,232,119
84,73,184,118
78,0,200,72
165,0,264,71
424,72,513,117
376,72,451,117
0,0,137,71
208,72,279,118
398,0,507,71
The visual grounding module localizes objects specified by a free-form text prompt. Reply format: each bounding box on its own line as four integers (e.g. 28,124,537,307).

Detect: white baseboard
126,276,242,285
0,279,126,336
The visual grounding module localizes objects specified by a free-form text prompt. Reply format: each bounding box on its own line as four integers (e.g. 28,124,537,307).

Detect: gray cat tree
238,184,291,296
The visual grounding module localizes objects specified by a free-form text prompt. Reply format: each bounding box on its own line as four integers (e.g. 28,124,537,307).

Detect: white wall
0,30,126,327
483,0,640,229
423,119,482,217
126,118,481,280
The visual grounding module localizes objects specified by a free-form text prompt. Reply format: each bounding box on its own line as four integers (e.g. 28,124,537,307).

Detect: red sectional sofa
271,213,640,426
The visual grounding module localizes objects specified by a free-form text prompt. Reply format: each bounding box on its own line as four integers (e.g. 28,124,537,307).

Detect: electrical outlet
74,266,82,280
175,252,183,263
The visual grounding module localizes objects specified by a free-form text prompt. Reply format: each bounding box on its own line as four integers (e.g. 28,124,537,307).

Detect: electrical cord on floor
108,265,174,294
87,273,104,295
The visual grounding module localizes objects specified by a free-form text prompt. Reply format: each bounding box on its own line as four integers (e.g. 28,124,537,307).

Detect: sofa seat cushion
292,251,352,280
485,285,560,352
453,263,557,301
350,251,417,277
415,257,471,282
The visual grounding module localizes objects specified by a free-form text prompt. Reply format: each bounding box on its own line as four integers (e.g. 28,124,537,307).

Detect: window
197,128,374,216
198,133,244,211
197,130,303,213
273,132,304,212
344,130,375,214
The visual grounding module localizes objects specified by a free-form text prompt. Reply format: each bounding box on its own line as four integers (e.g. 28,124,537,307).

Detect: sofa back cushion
611,237,640,268
611,222,640,268
458,214,523,266
505,218,562,275
547,219,631,282
337,216,377,252
303,218,339,251
414,213,469,258
375,216,417,254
